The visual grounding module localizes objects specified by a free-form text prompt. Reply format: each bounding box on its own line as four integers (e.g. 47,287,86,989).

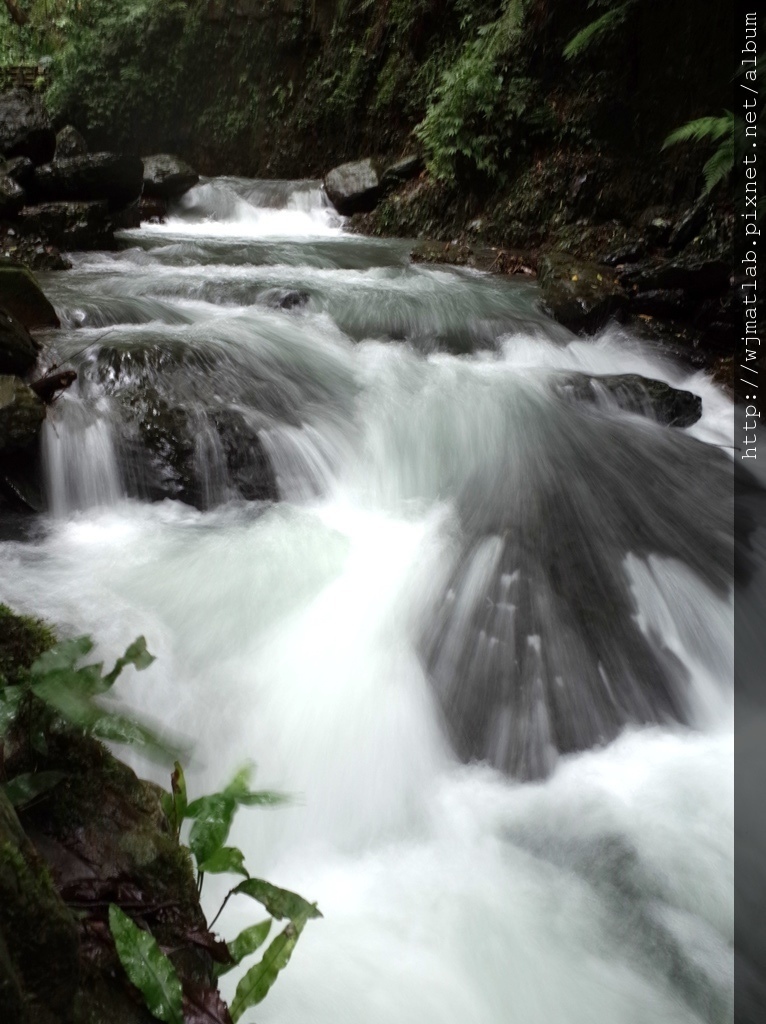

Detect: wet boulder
380,154,424,190
32,152,144,209
0,261,59,329
552,372,702,427
0,308,39,376
0,89,55,166
324,158,383,215
54,127,88,163
0,376,46,453
537,251,627,333
1,155,34,188
54,124,88,160
138,195,168,224
0,175,25,219
142,154,199,200
19,201,116,251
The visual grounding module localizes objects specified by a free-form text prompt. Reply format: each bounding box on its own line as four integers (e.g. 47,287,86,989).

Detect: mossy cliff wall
49,0,735,197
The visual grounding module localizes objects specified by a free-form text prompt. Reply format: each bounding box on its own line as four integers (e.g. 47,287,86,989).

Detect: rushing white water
0,179,735,1022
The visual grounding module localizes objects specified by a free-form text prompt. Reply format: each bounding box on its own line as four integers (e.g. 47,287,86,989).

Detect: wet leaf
221,763,288,808
230,917,307,1021
216,920,271,976
232,878,321,924
187,794,236,865
3,770,67,807
30,636,94,678
104,636,155,688
198,846,249,878
108,904,184,1024
0,685,23,736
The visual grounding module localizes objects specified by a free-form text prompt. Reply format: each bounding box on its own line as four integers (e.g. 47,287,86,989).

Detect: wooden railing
0,63,53,92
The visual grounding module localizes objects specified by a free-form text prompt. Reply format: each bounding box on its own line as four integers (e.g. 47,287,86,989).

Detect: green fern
563,2,636,60
662,112,735,196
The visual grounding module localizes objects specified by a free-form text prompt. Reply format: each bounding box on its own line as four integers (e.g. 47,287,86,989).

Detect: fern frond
662,112,734,150
701,137,734,196
563,3,632,60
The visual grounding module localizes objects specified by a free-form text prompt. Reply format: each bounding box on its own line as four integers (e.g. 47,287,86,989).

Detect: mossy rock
0,790,81,1024
0,261,59,330
0,307,39,377
0,375,46,455
537,251,627,334
0,604,55,686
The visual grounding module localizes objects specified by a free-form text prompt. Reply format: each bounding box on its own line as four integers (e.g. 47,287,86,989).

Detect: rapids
0,178,735,1023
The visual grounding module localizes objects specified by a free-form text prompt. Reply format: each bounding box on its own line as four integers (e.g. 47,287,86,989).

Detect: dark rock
0,261,59,329
261,288,309,310
602,243,645,267
380,155,424,191
0,307,38,376
19,201,116,251
637,207,674,247
628,288,693,319
620,256,730,296
0,176,24,219
0,376,46,453
1,156,34,188
668,202,708,253
32,152,144,209
537,251,627,333
142,153,199,199
55,124,87,159
0,89,55,166
324,158,383,215
554,372,701,427
0,790,80,1023
138,195,168,223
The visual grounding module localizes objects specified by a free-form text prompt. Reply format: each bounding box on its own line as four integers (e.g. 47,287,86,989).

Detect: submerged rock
261,287,310,310
537,251,627,333
324,158,383,215
0,89,55,166
0,261,59,330
32,152,144,208
142,153,199,199
54,125,88,160
552,372,702,427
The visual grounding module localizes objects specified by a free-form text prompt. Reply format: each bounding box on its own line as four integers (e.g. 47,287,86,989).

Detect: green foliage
0,633,174,799
230,914,308,1022
415,0,538,183
662,112,735,196
125,761,319,1023
563,1,637,60
109,904,184,1024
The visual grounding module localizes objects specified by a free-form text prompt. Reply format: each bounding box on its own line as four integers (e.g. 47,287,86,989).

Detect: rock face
0,308,38,377
0,261,59,329
553,372,702,427
1,155,34,187
19,201,116,251
0,89,56,166
324,158,383,215
142,153,199,199
32,152,144,208
0,605,232,1024
0,790,81,1024
537,252,627,333
55,124,88,159
0,376,46,453
0,175,25,218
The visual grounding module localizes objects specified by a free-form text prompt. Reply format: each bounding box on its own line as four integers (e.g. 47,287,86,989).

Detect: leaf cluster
113,761,320,1023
